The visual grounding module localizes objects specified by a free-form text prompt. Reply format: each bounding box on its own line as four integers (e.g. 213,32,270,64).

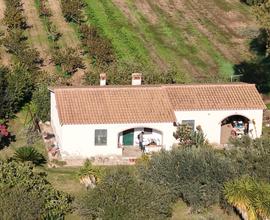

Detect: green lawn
172,201,240,220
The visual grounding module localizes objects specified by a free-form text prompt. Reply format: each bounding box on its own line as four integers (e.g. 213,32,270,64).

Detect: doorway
123,129,134,146
220,115,250,144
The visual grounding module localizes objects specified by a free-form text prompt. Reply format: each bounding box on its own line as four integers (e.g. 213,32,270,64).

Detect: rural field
0,0,259,83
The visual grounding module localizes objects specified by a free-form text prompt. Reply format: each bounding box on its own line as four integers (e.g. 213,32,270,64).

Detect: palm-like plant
13,146,46,166
224,176,270,220
78,159,103,189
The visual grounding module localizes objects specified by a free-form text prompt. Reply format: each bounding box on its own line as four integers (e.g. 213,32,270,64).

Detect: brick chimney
132,73,142,86
100,73,106,86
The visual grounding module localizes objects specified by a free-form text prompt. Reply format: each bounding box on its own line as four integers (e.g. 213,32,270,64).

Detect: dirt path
21,0,55,72
0,0,12,66
47,0,91,84
47,0,80,48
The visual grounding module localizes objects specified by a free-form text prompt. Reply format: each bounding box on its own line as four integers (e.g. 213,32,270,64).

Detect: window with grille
95,129,107,146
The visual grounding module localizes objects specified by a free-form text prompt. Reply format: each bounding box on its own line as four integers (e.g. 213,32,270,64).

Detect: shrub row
79,136,270,219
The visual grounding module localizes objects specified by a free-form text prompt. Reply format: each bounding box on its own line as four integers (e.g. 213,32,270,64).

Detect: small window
182,120,195,131
95,129,107,146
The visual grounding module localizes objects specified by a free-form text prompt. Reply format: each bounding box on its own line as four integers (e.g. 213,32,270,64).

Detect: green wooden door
123,129,134,146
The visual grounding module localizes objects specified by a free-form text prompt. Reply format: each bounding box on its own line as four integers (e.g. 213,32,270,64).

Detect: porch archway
118,127,163,147
220,115,250,144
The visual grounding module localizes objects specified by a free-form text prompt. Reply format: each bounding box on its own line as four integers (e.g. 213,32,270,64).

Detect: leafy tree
79,24,115,66
224,136,270,181
0,161,73,219
13,146,46,165
0,185,44,220
83,70,100,85
31,83,50,122
140,147,237,211
60,0,85,23
16,47,43,71
173,124,207,147
3,0,27,30
6,63,34,114
52,47,84,75
224,176,270,220
1,28,28,55
78,167,173,220
0,66,12,118
253,0,270,55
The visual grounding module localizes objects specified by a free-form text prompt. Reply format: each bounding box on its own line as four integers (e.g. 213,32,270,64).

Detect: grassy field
172,201,239,220
0,0,258,82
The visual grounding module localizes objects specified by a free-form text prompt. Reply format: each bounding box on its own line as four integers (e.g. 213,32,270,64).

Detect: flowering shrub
0,124,8,139
0,124,9,148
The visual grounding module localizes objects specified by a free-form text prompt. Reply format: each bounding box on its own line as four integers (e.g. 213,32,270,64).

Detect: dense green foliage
79,24,115,67
0,186,44,220
52,47,84,75
236,0,270,93
61,0,85,23
79,167,173,220
31,84,50,122
242,0,265,5
174,124,207,147
140,147,237,211
3,0,27,29
225,136,270,181
0,161,73,219
13,146,46,165
0,64,35,119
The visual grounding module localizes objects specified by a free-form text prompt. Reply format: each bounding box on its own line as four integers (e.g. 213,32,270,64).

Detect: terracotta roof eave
174,107,266,111
60,120,175,125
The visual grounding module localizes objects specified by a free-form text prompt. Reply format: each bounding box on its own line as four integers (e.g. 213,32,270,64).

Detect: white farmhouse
50,75,265,159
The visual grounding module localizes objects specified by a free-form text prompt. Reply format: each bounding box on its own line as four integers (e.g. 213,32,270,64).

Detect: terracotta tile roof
54,87,176,124
165,83,266,110
52,83,265,125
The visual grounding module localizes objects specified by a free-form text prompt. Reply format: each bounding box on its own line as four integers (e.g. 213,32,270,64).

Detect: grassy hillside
0,0,258,83
84,0,257,82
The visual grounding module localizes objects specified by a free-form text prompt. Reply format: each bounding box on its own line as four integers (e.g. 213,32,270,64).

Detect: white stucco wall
174,109,263,144
51,89,264,158
59,122,174,159
50,92,63,149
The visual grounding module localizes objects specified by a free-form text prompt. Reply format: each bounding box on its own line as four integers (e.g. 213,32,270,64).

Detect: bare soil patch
47,0,80,48
134,0,158,24
21,0,55,72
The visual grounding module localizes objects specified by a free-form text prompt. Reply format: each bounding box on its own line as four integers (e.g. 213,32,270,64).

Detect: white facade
51,93,264,159
174,109,263,145
51,93,174,159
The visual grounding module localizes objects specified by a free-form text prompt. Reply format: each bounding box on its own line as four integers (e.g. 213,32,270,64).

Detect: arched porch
220,115,250,144
118,127,163,157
